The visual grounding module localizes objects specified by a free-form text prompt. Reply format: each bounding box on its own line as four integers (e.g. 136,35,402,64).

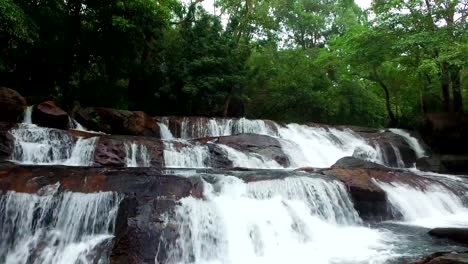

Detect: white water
376,181,468,228
217,144,283,169
165,176,396,264
125,143,151,167
278,124,382,168
10,124,97,166
64,137,97,166
163,141,210,168
389,129,427,158
0,186,121,264
159,119,174,140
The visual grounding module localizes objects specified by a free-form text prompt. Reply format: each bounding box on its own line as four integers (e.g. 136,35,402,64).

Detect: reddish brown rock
0,87,27,122
414,252,468,264
77,107,160,137
32,101,69,129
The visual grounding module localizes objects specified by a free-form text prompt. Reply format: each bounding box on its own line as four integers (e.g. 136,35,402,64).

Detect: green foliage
0,0,465,127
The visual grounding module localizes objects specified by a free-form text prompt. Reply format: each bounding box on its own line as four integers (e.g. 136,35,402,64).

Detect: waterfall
64,137,97,166
0,187,121,264
10,124,97,166
23,106,33,124
278,124,382,168
375,180,468,228
125,143,151,167
179,117,278,139
68,118,87,131
163,141,210,168
389,129,427,158
217,144,283,169
389,143,405,168
165,176,395,264
158,118,174,140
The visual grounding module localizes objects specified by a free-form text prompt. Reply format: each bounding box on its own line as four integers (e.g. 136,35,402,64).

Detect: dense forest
1,0,466,127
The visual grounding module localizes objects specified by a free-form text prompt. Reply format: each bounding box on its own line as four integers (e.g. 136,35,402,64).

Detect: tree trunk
372,68,397,126
450,65,463,112
441,63,451,112
61,0,82,110
223,86,235,117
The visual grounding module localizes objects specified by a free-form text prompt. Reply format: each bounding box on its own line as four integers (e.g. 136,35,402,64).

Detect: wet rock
366,131,417,167
77,107,160,137
417,155,468,175
32,101,69,129
332,157,387,170
429,228,468,245
0,87,27,122
69,130,165,167
0,122,15,159
415,252,468,264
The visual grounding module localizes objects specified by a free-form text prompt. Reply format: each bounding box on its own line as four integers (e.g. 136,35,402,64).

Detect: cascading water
278,124,382,168
159,118,174,140
217,144,283,169
179,117,278,139
0,185,121,264
68,117,87,131
389,129,427,158
375,180,468,228
125,142,151,167
165,176,396,264
158,117,431,169
163,141,210,168
64,137,97,166
10,125,97,166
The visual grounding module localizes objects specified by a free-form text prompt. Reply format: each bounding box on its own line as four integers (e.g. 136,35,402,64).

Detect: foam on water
0,186,121,264
165,176,397,264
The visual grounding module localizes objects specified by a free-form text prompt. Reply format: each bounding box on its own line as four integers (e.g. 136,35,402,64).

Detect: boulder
77,107,160,137
415,252,468,264
429,228,468,245
0,87,27,122
416,155,468,175
32,101,69,129
366,131,417,167
421,113,468,155
0,122,15,159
